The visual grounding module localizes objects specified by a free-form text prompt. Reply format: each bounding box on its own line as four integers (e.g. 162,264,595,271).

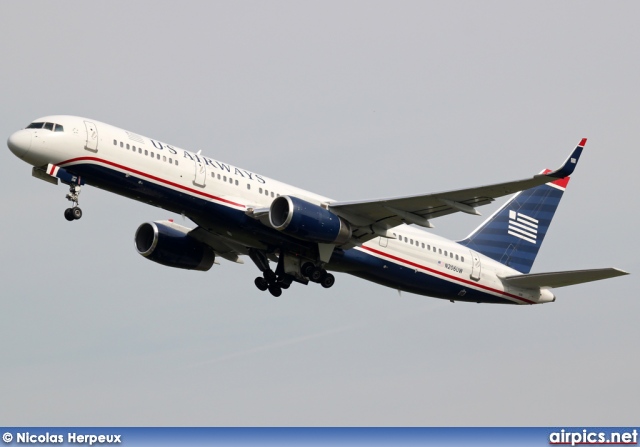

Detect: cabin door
84,121,98,152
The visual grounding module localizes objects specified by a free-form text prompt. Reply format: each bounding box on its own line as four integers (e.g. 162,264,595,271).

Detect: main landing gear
64,184,83,221
301,262,335,289
249,249,335,297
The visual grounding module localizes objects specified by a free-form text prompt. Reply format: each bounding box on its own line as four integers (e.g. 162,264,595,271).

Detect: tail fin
458,172,573,274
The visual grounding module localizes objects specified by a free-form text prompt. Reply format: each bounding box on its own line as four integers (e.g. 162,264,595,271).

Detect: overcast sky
0,1,638,426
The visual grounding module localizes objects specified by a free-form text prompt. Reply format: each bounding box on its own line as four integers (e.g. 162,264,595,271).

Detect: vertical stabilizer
458,174,570,273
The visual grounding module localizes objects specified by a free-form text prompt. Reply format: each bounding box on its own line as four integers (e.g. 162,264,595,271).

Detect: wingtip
579,138,587,147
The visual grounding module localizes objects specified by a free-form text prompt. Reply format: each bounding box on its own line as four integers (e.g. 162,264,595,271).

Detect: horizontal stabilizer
500,268,629,289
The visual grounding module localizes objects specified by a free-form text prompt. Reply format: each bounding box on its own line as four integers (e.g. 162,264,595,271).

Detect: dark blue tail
458,175,569,273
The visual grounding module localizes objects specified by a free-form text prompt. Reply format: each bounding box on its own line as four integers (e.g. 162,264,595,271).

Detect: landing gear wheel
301,262,315,278
71,207,82,220
268,284,282,297
64,208,74,221
320,273,335,289
309,267,325,283
254,277,269,291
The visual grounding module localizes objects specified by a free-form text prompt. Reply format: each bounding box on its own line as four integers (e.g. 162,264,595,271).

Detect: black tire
72,207,82,220
254,277,269,291
310,267,324,283
321,273,335,289
64,208,74,221
268,284,282,297
301,262,315,277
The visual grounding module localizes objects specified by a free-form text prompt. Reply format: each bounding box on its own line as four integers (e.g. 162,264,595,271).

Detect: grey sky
0,1,637,425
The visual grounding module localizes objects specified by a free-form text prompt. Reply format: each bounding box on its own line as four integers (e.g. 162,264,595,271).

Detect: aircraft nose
7,130,32,159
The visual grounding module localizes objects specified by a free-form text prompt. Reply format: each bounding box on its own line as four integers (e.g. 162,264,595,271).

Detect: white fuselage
8,115,554,304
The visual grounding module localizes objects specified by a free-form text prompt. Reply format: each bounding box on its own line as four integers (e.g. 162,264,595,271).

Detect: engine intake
269,195,351,245
134,221,215,271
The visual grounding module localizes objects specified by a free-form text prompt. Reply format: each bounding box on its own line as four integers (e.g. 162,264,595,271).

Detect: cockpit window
26,122,64,132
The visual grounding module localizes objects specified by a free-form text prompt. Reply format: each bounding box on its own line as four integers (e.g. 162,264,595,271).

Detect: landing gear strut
64,184,82,221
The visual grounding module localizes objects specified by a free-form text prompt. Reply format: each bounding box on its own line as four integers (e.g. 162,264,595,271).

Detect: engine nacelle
134,221,215,271
269,195,351,245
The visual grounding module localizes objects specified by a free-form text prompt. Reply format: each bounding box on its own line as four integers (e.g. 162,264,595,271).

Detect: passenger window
120,142,124,148
461,256,465,262
271,192,274,197
410,239,413,244
247,184,251,190
126,144,130,150
54,125,64,132
43,122,54,131
439,249,442,255
138,148,142,154
150,152,154,157
229,177,233,184
157,154,160,160
259,188,263,194
175,160,178,165
169,157,172,163
450,252,453,258
427,245,431,250
132,146,136,151
145,150,148,156
421,243,425,249
217,174,221,180
235,180,239,186
265,190,269,196
455,254,459,260
163,156,166,162
113,139,117,145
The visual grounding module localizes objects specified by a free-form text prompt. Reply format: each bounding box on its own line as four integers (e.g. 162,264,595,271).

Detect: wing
329,139,585,243
188,225,246,264
500,268,629,289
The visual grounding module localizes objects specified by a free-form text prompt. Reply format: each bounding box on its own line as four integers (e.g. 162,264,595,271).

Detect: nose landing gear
64,184,82,221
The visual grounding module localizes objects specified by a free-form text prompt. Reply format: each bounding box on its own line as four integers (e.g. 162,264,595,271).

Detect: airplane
7,115,628,304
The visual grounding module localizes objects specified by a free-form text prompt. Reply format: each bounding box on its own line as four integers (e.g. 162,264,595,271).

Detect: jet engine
134,221,215,271
269,195,351,245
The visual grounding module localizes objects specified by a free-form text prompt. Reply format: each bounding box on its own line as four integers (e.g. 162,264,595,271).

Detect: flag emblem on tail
508,210,538,244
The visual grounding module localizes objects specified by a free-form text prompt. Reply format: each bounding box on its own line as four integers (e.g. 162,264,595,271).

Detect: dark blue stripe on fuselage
330,248,516,304
68,161,515,303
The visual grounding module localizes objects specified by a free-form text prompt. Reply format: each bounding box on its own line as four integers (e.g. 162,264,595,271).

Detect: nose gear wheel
64,184,83,221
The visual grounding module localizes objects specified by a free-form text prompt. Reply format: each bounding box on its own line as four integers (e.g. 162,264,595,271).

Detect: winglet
539,138,586,180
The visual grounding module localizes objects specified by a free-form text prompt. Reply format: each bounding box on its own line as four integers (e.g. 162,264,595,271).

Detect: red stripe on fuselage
359,245,536,304
58,156,246,209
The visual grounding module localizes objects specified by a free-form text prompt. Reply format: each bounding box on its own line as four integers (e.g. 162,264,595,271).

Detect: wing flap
500,268,629,289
